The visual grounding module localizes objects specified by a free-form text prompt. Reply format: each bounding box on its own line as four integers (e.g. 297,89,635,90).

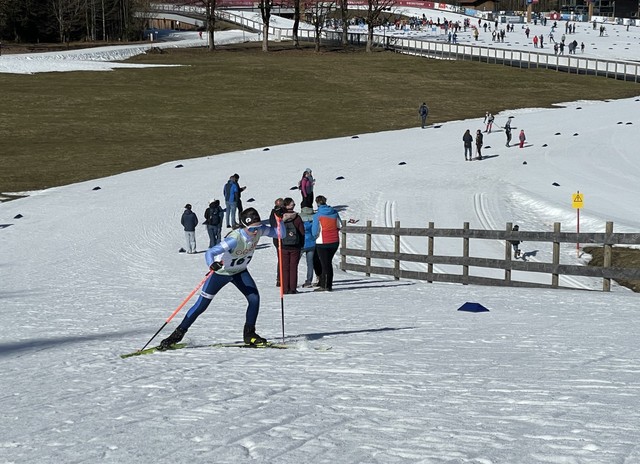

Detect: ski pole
276,216,285,344
137,269,214,352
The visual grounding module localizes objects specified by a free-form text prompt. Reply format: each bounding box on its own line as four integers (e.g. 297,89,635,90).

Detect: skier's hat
240,208,261,228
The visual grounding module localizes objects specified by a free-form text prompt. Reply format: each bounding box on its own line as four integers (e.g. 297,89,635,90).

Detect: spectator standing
519,129,526,148
504,117,512,147
233,174,246,217
181,203,198,254
204,200,224,248
509,224,522,258
269,198,285,286
475,130,484,160
418,102,429,128
462,129,473,161
223,176,239,228
299,170,314,208
279,198,305,295
300,207,317,288
312,195,343,292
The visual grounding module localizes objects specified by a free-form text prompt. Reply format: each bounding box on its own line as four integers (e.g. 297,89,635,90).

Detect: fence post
394,220,400,280
462,222,469,285
428,221,434,283
340,227,347,271
552,222,561,288
365,220,372,277
505,222,512,283
603,221,613,292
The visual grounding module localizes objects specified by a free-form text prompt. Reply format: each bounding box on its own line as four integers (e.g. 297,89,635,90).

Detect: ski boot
243,324,267,346
159,327,186,350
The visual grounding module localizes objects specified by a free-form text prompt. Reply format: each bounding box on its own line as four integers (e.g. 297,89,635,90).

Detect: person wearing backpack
279,197,305,295
204,200,224,248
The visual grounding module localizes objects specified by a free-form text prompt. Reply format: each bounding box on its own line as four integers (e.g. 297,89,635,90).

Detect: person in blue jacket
223,176,239,228
160,208,285,349
300,206,316,288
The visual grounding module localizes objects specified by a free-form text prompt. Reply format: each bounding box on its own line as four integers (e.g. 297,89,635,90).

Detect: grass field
1,42,640,193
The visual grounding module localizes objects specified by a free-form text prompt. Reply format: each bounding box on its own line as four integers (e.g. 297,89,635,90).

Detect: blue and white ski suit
176,223,283,332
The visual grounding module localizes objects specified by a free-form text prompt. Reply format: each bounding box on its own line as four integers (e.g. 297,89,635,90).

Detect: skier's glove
210,261,223,272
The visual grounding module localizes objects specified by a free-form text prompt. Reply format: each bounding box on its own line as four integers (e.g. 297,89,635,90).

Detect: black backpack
205,206,221,226
210,206,221,226
281,220,301,247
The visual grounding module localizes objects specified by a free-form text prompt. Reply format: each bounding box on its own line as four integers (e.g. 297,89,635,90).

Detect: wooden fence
339,221,640,292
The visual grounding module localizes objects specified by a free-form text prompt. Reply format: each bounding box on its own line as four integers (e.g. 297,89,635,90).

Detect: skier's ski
120,341,324,358
120,343,187,358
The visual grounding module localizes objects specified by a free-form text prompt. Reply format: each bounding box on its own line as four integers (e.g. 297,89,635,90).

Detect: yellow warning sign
572,191,584,209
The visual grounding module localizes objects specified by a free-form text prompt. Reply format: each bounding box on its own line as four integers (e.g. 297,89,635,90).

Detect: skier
159,208,285,349
462,129,473,161
504,117,512,147
418,102,429,128
485,113,494,133
519,129,526,148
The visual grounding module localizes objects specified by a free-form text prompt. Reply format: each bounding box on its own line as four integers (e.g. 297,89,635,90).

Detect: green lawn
1,42,639,192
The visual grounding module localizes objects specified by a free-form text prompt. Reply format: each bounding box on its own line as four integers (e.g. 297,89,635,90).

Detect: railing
339,221,640,292
148,4,640,82
382,38,640,82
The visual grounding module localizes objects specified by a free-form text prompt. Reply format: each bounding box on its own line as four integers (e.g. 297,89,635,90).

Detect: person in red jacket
519,129,527,148
311,195,343,291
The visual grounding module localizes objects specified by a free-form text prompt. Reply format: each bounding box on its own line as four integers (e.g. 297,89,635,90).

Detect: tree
365,0,394,52
292,0,301,47
258,0,273,52
202,0,217,51
50,0,82,42
305,0,336,52
338,0,352,47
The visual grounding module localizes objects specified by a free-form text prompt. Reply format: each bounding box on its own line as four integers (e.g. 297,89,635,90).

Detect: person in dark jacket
509,224,522,258
504,117,513,147
475,130,484,160
418,102,429,128
462,129,473,161
312,195,343,291
204,200,225,248
269,198,285,286
181,204,198,253
233,174,246,217
279,197,305,294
